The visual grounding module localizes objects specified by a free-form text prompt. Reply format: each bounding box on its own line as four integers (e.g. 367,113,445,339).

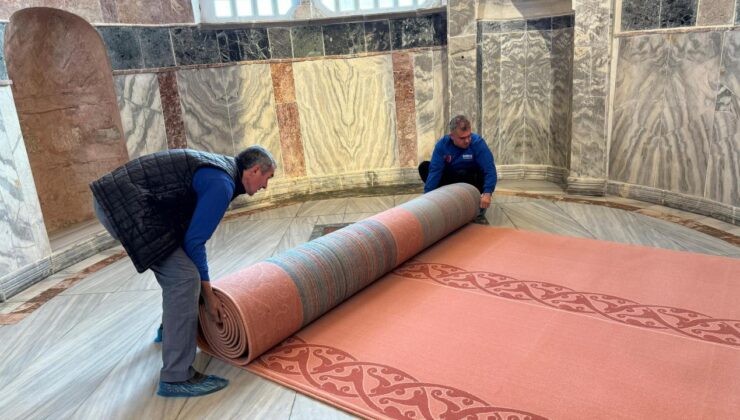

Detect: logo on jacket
444,155,452,163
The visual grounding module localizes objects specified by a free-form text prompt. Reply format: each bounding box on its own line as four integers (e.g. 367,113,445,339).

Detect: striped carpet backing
198,183,480,364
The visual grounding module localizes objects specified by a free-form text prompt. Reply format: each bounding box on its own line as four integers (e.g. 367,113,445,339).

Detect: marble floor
0,180,738,419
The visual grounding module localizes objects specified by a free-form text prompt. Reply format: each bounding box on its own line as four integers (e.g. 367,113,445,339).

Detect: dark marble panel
170,27,220,66
500,20,526,33
0,24,6,80
527,18,551,31
479,21,501,35
621,0,660,31
432,13,447,46
218,29,270,62
660,0,698,28
136,27,175,68
390,16,435,49
323,23,365,56
292,26,323,58
216,29,242,63
268,28,292,59
552,14,575,29
240,28,270,60
97,26,143,70
365,20,391,52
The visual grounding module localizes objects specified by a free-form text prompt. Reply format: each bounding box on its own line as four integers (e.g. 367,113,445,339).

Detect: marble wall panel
100,0,118,22
448,0,476,37
136,27,175,68
620,0,661,31
268,28,293,59
365,20,391,53
708,31,740,206
660,0,698,28
657,32,720,195
478,0,572,20
65,0,104,23
524,29,552,164
610,35,669,187
97,27,143,70
393,53,418,168
550,28,573,168
157,71,187,149
414,50,448,164
480,34,501,159
0,24,7,80
696,0,735,26
116,0,193,24
498,30,526,165
217,28,271,63
391,16,437,49
292,26,324,58
171,28,220,66
448,35,478,131
293,55,398,176
6,8,128,233
114,74,168,160
323,23,365,56
276,103,306,178
610,33,722,199
271,63,295,104
0,86,50,278
223,64,284,177
177,68,233,155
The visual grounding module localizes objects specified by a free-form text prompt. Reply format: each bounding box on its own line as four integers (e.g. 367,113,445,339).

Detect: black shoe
157,371,229,397
473,214,489,225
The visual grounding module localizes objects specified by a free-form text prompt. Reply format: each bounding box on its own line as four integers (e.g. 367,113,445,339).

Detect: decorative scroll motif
255,337,545,420
394,262,740,347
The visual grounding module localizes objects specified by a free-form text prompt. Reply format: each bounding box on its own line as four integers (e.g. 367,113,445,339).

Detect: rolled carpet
197,183,480,365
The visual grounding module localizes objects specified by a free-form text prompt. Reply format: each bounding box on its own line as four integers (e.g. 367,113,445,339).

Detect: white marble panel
223,64,285,177
414,50,449,164
293,55,398,176
177,68,234,156
114,74,168,160
0,86,50,279
448,35,478,130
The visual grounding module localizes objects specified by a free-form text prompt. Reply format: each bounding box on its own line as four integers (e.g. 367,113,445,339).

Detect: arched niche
5,7,128,235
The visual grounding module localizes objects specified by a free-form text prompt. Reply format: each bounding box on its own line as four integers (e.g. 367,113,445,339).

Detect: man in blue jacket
91,146,275,398
419,115,497,223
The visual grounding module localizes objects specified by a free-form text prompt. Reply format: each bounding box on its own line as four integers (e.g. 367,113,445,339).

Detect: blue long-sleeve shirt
424,133,498,194
183,167,235,281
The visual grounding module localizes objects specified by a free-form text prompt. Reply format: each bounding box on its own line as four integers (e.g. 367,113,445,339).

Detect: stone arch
4,7,128,235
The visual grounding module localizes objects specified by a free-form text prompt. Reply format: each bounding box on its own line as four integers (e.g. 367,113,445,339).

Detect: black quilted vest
90,149,246,272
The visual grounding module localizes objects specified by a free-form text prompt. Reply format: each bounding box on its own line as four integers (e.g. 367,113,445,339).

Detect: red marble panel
157,71,188,149
6,8,128,233
392,52,419,168
276,103,306,178
270,62,296,104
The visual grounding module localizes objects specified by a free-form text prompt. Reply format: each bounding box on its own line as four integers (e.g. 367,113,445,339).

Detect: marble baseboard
497,165,569,184
607,181,737,225
0,231,118,302
566,177,607,196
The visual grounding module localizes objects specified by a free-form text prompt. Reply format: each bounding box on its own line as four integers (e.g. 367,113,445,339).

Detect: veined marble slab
114,74,168,160
293,55,398,176
480,33,501,160
177,67,234,156
498,30,526,165
222,64,284,177
0,86,50,280
414,49,448,164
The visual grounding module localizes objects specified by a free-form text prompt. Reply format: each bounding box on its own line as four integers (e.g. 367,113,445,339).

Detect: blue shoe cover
157,374,229,398
153,324,163,343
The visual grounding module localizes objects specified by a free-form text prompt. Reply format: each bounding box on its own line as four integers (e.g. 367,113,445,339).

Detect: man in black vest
90,146,276,397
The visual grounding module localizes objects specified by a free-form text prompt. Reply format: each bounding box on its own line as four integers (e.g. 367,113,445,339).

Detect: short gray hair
448,115,471,133
236,145,276,173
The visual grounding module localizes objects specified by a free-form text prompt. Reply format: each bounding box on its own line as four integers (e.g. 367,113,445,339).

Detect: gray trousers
94,197,200,382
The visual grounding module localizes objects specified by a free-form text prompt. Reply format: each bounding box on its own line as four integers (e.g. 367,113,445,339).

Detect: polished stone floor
0,181,738,419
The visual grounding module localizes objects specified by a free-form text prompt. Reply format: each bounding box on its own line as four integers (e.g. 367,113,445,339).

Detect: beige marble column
448,0,479,130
